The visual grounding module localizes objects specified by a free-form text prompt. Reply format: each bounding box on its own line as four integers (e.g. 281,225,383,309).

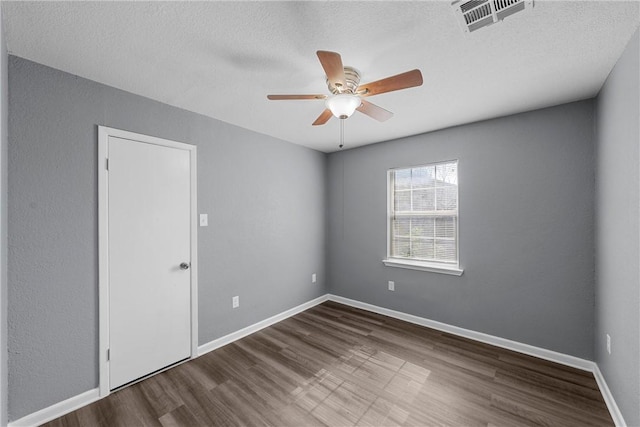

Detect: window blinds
390,161,458,264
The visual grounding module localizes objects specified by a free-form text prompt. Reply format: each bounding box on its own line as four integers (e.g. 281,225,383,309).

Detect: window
383,160,463,275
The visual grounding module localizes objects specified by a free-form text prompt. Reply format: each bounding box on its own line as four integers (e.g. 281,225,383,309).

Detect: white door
107,135,193,390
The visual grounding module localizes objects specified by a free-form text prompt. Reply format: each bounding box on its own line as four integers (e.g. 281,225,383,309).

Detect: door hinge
107,348,110,361
105,158,109,171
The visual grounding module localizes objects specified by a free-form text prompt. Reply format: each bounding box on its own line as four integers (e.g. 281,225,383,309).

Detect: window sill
382,258,464,276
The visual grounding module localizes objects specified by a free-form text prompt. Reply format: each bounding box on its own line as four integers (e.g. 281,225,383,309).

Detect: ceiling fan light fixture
326,94,361,119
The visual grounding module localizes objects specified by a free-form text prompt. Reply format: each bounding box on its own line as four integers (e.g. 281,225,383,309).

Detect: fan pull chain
339,119,345,149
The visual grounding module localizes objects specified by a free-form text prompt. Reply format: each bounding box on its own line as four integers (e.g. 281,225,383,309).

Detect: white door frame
97,126,198,397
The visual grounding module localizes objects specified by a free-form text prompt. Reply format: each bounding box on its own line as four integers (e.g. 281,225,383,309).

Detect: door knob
180,262,190,270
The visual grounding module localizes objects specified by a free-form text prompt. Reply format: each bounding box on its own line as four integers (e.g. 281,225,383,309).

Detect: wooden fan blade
267,94,327,100
358,69,423,97
356,99,393,122
317,51,346,89
312,109,333,126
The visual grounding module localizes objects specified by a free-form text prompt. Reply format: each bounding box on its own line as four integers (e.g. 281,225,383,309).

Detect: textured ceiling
2,1,639,152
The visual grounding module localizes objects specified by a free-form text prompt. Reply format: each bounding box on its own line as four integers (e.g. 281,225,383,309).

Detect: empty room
0,1,638,426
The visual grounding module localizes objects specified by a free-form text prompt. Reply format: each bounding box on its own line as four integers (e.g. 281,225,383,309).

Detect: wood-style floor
44,301,613,426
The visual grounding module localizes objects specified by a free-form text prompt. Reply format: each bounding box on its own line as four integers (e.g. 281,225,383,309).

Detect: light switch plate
199,214,208,227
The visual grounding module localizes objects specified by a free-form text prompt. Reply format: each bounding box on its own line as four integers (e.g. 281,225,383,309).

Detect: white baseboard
328,294,595,371
592,364,627,427
327,295,630,425
9,293,626,427
198,294,329,356
8,388,100,427
7,295,329,427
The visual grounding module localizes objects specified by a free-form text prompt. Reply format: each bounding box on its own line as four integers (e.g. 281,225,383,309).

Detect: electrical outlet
606,334,611,355
312,273,317,283
232,296,239,308
388,281,395,291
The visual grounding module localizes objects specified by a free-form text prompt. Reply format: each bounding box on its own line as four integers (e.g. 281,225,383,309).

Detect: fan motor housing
327,66,361,94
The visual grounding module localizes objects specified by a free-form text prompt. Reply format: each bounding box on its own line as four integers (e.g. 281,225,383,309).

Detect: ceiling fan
267,50,424,126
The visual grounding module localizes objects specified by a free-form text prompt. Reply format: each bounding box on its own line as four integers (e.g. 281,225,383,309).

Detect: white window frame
383,160,463,276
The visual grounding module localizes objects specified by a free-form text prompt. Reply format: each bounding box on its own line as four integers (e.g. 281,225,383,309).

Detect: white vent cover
452,0,533,33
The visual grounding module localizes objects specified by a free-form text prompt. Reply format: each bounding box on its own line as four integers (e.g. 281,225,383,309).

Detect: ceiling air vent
452,0,533,33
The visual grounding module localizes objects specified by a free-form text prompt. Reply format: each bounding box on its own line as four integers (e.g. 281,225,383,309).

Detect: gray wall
327,100,595,359
0,8,8,427
595,29,639,427
6,32,638,424
7,56,326,421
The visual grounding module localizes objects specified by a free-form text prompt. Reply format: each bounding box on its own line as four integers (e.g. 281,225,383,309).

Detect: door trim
97,126,198,397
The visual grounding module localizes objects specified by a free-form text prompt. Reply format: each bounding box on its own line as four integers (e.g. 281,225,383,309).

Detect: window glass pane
392,217,410,237
436,240,457,262
392,237,411,258
394,169,411,190
411,166,435,188
412,189,435,211
436,186,457,210
435,217,456,238
436,163,458,186
412,239,435,260
411,217,434,238
394,190,411,211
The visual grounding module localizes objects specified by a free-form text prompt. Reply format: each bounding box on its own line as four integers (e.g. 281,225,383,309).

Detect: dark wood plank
43,302,614,427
